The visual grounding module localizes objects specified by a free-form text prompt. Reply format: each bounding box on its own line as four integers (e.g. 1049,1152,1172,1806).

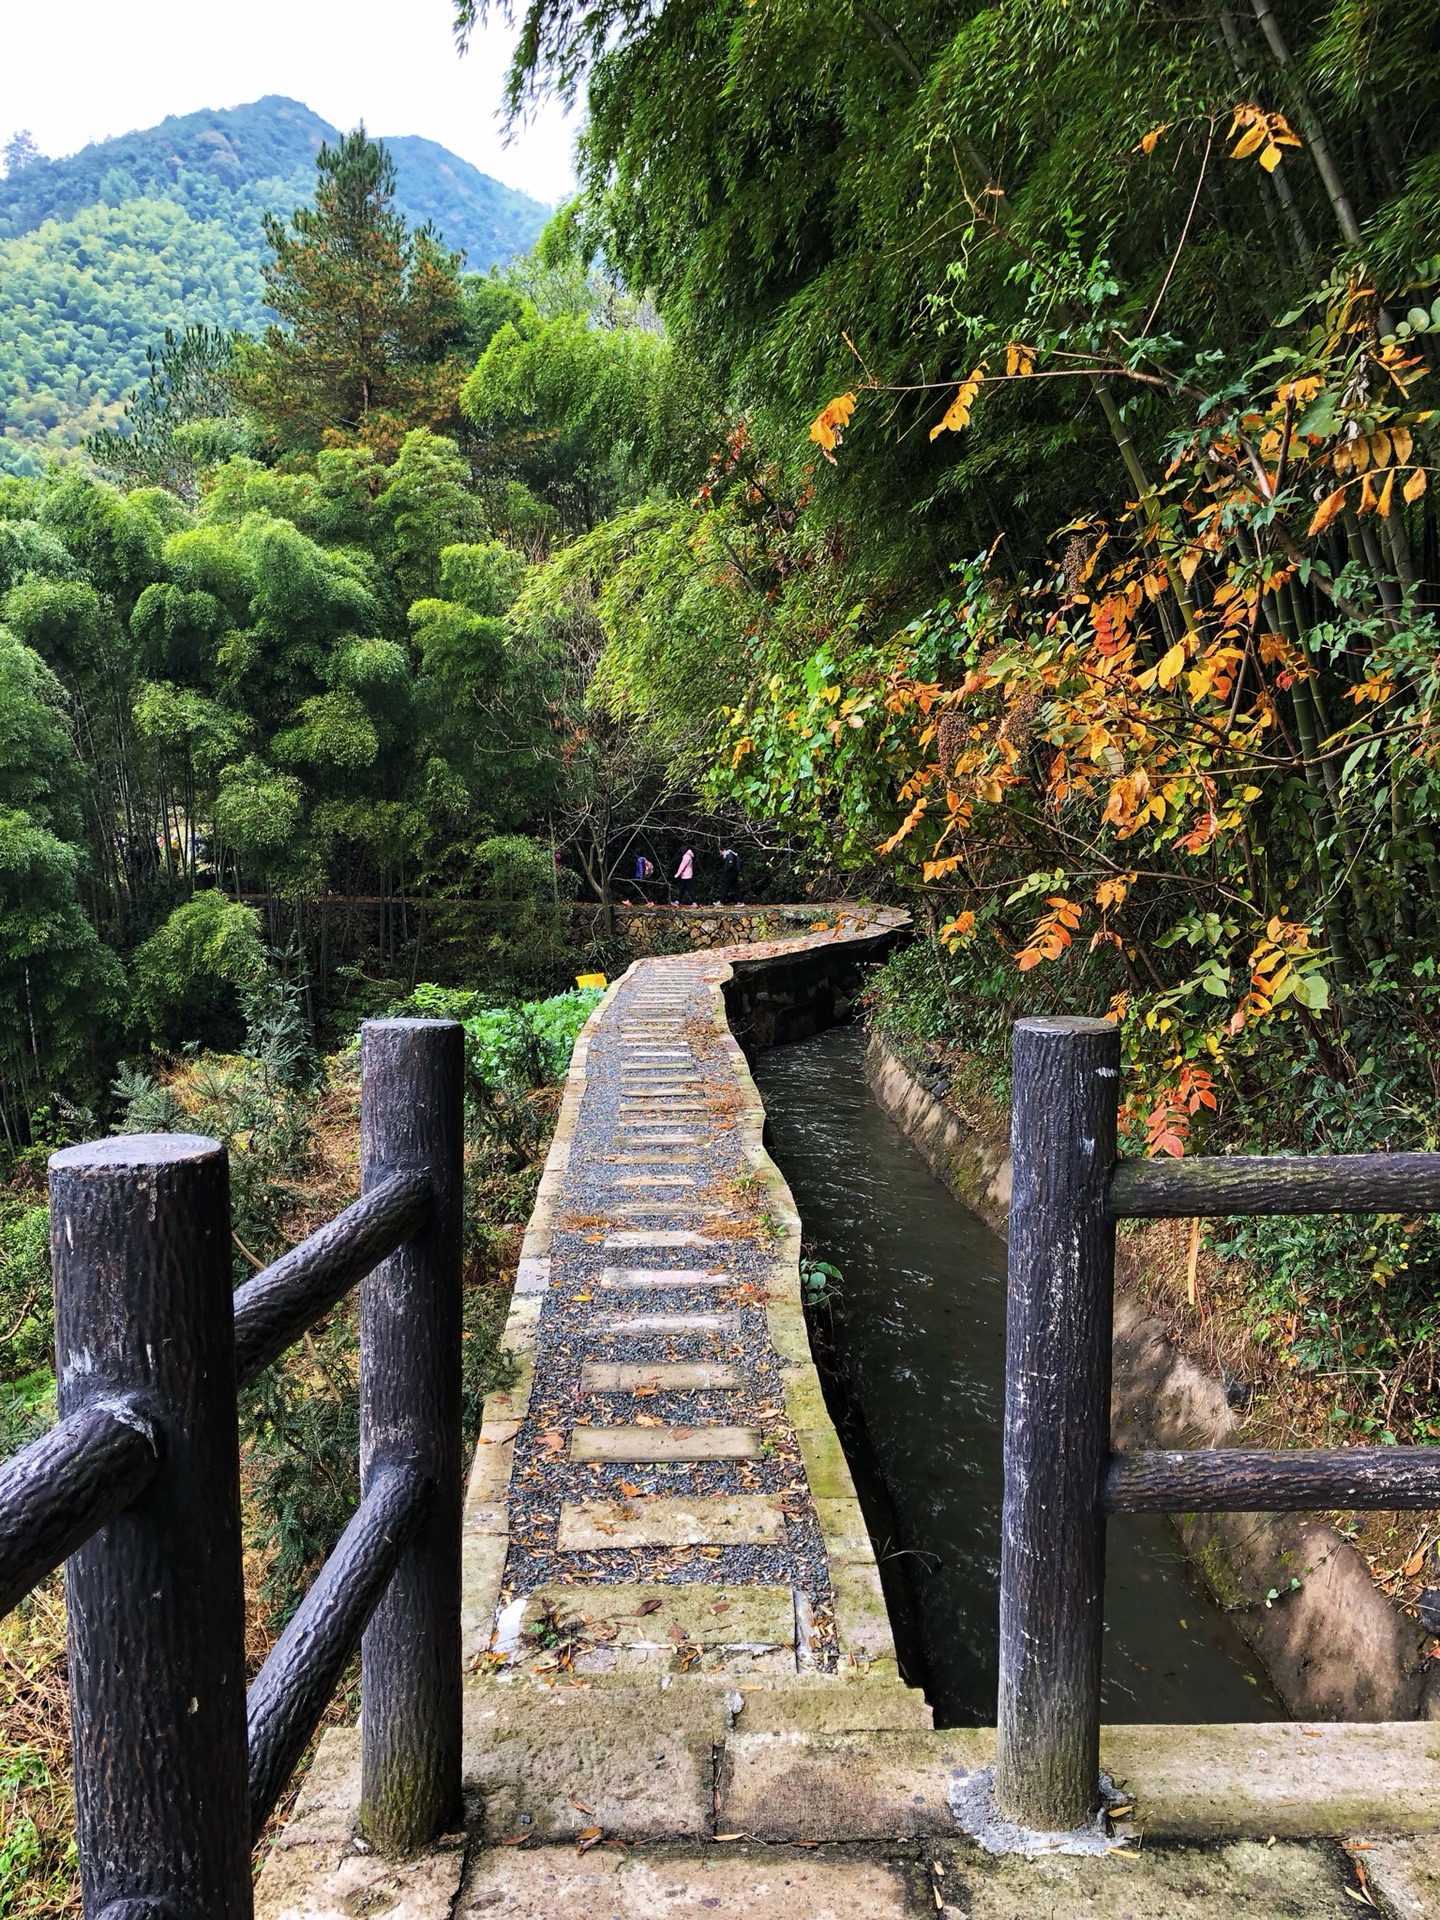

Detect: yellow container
576,972,608,990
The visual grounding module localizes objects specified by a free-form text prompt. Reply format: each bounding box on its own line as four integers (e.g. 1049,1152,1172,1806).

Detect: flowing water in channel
756,1024,1285,1729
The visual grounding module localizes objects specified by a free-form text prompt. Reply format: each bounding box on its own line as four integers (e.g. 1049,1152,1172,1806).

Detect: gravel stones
495,957,838,1670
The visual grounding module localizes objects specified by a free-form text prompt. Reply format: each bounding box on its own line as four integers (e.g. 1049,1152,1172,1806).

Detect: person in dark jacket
716,847,742,905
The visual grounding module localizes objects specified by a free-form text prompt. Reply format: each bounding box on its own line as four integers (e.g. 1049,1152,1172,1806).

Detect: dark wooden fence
997,1015,1440,1833
0,1018,463,1918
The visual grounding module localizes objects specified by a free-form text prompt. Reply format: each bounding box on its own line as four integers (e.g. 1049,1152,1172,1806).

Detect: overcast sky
0,0,578,205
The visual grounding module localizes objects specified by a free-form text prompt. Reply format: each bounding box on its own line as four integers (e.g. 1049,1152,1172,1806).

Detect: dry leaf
929,365,986,441
618,1481,645,1497
576,1825,603,1852
636,1597,663,1616
714,1833,747,1842
1308,486,1348,536
571,1796,596,1815
1403,1551,1425,1577
1404,467,1428,503
808,391,857,462
538,1429,566,1454
635,1413,664,1427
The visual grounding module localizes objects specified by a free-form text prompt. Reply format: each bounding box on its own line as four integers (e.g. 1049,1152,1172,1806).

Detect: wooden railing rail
995,1014,1440,1834
0,1016,462,1918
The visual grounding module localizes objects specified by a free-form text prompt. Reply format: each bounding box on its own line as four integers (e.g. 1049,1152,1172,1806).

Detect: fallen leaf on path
636,1597,663,1616
571,1797,595,1815
576,1826,603,1852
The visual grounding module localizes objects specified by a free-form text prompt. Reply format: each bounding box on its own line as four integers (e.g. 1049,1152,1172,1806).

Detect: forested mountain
0,97,548,469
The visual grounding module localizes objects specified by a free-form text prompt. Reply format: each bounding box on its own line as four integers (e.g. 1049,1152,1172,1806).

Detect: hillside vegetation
0,97,547,467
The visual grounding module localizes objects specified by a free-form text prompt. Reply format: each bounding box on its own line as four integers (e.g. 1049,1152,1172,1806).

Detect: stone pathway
468,945,899,1687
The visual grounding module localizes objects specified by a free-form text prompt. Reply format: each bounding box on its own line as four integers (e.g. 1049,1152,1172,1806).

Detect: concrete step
556,1491,784,1549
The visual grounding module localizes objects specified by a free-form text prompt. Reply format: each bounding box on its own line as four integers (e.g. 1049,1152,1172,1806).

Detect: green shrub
131,891,266,1047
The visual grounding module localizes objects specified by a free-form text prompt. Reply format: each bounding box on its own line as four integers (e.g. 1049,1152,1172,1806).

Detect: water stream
756,1025,1285,1729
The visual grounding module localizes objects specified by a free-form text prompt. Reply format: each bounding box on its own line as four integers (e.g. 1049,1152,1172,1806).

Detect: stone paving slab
520,1582,794,1649
580,1362,742,1392
1363,1832,1440,1916
453,1839,1362,1919
558,1494,788,1549
599,1267,733,1289
456,1845,914,1919
571,1425,762,1463
718,1723,1440,1843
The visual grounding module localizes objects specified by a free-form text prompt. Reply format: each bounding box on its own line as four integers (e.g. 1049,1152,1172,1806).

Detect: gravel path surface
498,955,839,1667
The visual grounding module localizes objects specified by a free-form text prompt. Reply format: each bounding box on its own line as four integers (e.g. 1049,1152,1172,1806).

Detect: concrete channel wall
864,1032,1438,1725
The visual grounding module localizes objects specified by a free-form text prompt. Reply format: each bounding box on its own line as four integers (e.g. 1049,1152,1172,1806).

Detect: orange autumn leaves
1309,420,1429,534
1227,104,1301,174
808,391,856,462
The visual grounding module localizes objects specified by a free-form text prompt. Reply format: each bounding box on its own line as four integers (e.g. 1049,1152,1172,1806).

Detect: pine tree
234,128,468,458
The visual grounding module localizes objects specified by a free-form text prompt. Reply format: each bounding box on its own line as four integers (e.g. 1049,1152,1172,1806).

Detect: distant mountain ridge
0,96,548,267
0,97,549,472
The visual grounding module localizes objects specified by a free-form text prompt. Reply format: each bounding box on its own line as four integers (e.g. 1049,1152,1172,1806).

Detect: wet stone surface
498,959,838,1668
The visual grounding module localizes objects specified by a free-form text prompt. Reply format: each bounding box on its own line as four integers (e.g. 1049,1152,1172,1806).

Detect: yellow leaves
1227,918,1327,1035
1308,486,1348,536
1136,640,1187,691
923,854,964,882
1005,342,1036,377
1276,375,1324,407
1095,872,1135,912
1157,641,1187,689
1377,469,1396,518
938,910,978,950
809,391,856,462
1135,123,1171,155
1404,467,1428,503
1333,428,1416,479
1016,896,1082,971
878,796,927,855
1229,103,1302,173
730,735,754,766
929,365,986,440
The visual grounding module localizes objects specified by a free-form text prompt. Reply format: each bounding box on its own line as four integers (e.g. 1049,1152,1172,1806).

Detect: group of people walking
628,845,742,905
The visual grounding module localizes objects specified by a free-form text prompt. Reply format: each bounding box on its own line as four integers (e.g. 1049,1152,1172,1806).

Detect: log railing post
358,1019,464,1853
48,1133,251,1919
995,1016,1119,1831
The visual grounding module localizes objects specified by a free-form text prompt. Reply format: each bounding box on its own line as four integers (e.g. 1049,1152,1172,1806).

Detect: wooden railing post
358,1019,464,1853
48,1134,251,1919
995,1016,1119,1831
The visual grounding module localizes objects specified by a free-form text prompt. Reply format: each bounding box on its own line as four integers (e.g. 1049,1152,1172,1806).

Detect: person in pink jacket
673,846,695,905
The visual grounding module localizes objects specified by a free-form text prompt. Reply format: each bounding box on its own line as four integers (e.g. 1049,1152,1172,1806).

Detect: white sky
0,0,578,206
